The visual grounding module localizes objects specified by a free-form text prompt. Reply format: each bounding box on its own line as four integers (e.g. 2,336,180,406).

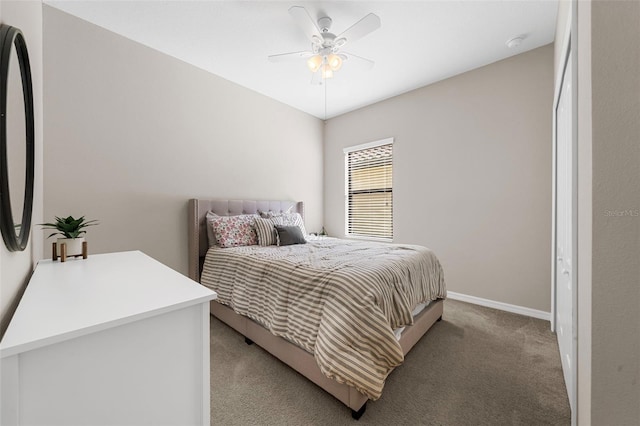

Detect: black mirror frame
0,24,35,252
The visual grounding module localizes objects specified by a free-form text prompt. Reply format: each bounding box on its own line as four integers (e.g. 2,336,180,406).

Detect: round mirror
0,24,35,252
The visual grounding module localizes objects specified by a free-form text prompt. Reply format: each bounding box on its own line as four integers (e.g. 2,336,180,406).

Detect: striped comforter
200,238,446,400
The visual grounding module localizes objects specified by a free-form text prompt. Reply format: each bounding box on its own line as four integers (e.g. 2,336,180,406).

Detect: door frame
551,4,578,422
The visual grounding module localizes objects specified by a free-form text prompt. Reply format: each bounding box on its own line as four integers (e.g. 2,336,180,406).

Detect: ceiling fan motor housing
318,16,332,32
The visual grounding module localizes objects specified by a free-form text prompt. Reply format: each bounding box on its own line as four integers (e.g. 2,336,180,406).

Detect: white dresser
0,251,217,426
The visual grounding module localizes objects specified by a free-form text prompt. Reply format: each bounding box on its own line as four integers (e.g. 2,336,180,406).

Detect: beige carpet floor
210,299,571,425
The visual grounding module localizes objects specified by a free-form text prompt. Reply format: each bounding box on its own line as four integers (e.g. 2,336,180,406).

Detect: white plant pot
57,237,85,256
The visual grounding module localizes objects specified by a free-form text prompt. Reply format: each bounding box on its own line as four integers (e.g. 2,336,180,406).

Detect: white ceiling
44,0,558,119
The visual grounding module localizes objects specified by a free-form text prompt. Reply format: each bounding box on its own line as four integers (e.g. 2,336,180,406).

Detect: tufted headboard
188,199,304,282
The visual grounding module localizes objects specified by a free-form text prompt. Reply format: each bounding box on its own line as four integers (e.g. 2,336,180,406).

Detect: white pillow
205,211,219,247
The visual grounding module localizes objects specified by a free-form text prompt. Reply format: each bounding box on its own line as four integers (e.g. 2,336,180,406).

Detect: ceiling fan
268,6,381,84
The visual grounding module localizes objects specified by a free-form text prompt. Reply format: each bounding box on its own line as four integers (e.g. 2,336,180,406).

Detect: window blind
345,141,393,239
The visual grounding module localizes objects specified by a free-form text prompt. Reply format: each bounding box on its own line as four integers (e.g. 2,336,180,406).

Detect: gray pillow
274,225,306,246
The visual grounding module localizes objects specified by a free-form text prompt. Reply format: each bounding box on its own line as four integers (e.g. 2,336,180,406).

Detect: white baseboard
446,291,551,321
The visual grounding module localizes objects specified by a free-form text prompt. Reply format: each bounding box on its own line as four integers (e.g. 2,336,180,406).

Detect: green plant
40,216,98,239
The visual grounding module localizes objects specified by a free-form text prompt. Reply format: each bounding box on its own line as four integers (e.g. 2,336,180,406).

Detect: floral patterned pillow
211,214,258,248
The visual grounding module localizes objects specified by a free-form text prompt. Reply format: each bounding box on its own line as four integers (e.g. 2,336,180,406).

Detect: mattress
394,301,431,340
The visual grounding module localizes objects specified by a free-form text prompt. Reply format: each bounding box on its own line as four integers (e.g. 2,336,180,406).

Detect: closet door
555,50,574,409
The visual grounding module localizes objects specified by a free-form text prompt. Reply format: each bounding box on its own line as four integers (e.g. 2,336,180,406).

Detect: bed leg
245,337,254,345
437,315,443,322
351,402,367,420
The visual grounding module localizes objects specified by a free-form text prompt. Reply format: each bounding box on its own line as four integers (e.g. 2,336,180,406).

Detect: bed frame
188,199,444,419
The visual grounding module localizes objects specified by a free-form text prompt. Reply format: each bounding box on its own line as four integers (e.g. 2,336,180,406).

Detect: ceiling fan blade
268,51,313,62
335,13,381,47
288,6,323,44
342,51,375,70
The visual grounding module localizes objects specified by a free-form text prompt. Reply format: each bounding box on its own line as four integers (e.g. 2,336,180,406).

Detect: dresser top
1,251,216,357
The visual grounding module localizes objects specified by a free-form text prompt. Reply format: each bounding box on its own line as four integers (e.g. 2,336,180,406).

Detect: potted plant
41,216,98,256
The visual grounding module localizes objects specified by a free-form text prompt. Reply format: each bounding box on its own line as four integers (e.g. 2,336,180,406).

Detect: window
344,138,393,240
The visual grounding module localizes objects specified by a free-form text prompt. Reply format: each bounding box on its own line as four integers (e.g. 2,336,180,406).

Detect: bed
188,199,445,419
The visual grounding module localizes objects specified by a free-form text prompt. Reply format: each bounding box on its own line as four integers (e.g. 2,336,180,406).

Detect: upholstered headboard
188,199,304,282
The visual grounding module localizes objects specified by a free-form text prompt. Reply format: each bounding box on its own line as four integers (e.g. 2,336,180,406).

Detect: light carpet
210,299,570,425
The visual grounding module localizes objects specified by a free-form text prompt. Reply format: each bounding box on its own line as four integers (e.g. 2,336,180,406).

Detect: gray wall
588,1,640,423
324,45,554,312
0,0,44,338
43,6,324,275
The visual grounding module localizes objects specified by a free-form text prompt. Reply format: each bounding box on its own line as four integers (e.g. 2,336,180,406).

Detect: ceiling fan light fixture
327,53,343,71
321,64,334,79
307,55,323,72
